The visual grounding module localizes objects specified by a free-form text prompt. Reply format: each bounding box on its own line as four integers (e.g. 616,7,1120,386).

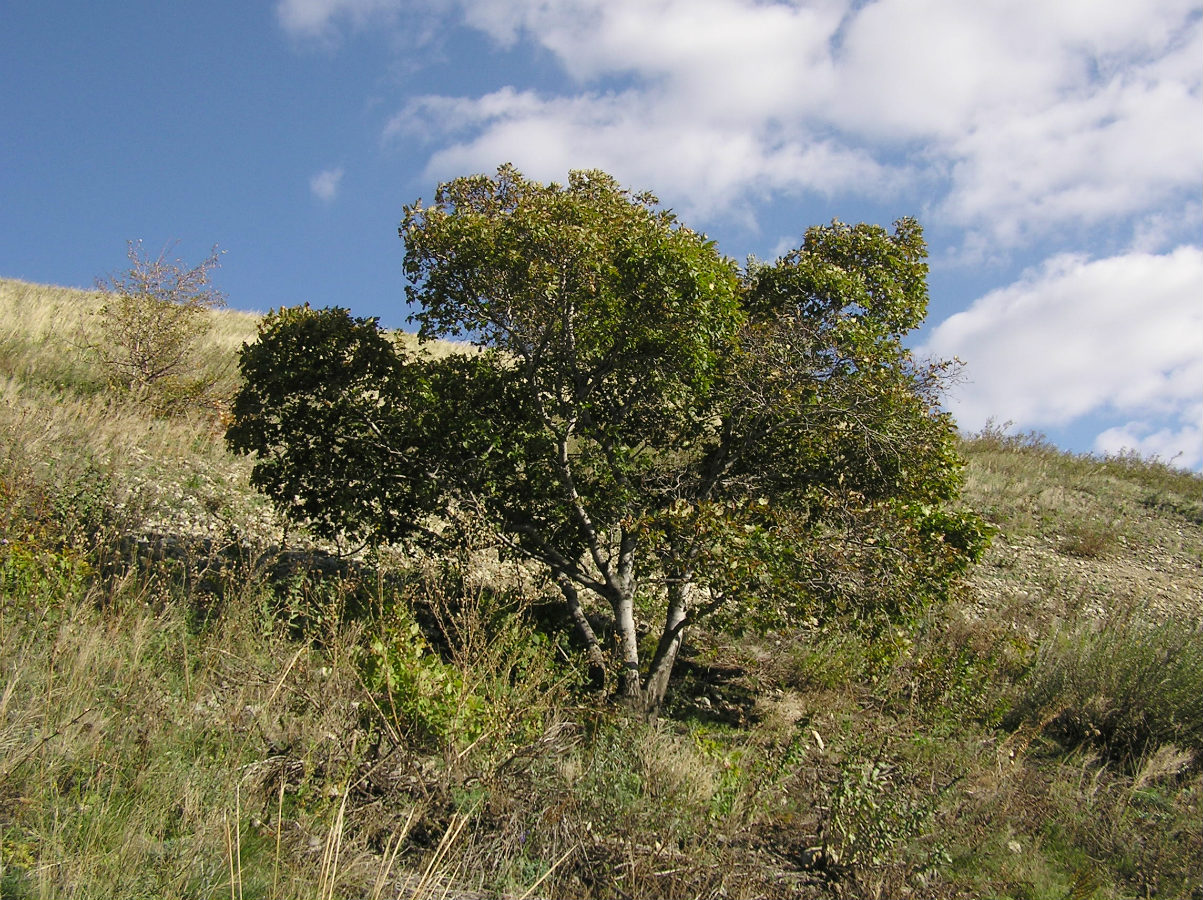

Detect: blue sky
2,1,1201,467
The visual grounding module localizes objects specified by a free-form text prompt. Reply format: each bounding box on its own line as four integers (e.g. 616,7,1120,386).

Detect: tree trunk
556,575,608,688
642,578,692,718
613,590,644,703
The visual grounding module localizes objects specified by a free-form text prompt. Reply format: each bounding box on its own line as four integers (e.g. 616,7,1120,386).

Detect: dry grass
2,279,1201,899
0,278,100,339
1,560,352,897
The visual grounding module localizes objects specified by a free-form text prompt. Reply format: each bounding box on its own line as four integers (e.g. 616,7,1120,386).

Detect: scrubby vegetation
85,241,229,412
1,275,1200,898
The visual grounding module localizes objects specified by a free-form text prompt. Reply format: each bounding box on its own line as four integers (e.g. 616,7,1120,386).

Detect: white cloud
309,167,345,202
461,0,844,118
387,0,1201,249
932,30,1203,243
389,87,896,222
1131,199,1203,254
1095,415,1203,470
825,0,1200,136
276,0,401,40
920,245,1203,464
402,0,853,204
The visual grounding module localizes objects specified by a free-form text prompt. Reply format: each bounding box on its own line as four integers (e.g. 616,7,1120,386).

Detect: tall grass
1,280,1201,898
1,545,340,896
1006,613,1203,762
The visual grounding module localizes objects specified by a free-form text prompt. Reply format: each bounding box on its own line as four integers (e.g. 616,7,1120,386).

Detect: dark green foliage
226,304,438,546
228,165,987,712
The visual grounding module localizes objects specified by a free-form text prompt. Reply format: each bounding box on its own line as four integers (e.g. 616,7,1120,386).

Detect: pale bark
642,578,693,717
613,589,643,702
556,575,607,680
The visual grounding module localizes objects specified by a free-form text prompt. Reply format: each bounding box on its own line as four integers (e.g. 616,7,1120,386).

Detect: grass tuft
1005,614,1203,764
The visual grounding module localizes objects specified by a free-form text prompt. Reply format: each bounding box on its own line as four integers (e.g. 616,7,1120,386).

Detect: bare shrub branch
89,241,226,407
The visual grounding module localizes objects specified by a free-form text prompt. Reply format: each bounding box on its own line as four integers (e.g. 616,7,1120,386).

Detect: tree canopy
227,164,988,715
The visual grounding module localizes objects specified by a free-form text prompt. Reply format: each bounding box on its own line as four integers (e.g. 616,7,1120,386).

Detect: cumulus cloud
920,245,1203,464
388,86,895,221
459,0,843,116
1095,416,1203,470
388,0,1201,248
931,32,1203,243
309,167,345,202
292,1,1198,245
394,0,865,214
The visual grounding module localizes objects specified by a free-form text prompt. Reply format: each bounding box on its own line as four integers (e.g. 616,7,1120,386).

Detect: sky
2,1,1201,468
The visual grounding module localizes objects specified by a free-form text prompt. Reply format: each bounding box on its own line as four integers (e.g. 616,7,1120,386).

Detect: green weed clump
359,566,577,756
1006,613,1203,763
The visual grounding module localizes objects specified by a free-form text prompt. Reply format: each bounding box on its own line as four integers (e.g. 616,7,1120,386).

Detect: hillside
963,429,1200,626
1,277,1200,899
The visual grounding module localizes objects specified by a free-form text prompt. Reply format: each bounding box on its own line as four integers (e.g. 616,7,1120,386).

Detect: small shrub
779,626,923,694
898,627,1024,729
1057,519,1115,559
818,742,953,897
358,568,575,755
88,241,226,411
360,603,482,749
779,630,875,691
1006,615,1203,763
0,536,92,617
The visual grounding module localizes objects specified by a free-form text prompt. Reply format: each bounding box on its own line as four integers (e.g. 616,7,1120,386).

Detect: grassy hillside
1,277,1200,899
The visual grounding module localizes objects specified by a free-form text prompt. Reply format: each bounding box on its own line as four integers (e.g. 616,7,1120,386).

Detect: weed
1006,613,1203,763
1057,518,1117,558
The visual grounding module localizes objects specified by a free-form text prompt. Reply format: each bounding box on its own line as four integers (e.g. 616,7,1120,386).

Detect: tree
91,241,226,405
227,165,987,716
